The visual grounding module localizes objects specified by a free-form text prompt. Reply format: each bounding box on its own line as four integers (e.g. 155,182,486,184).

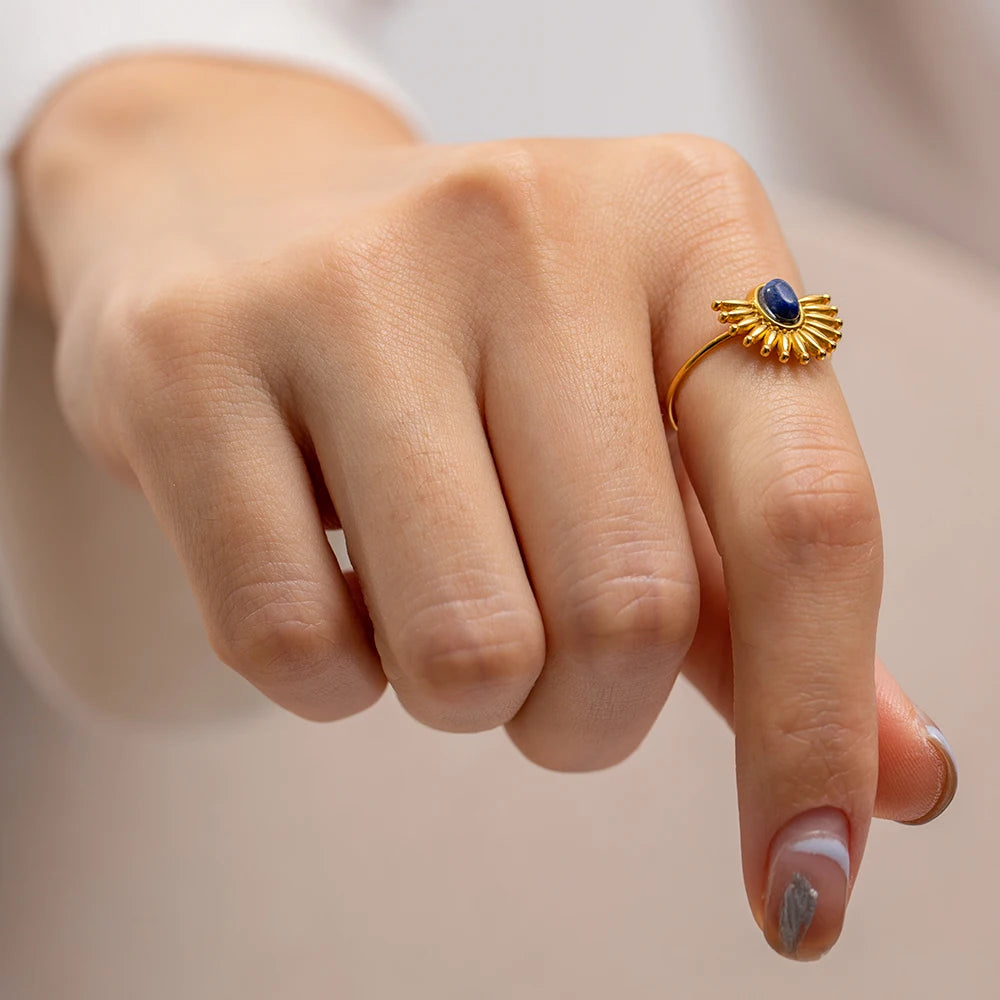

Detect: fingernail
764,808,850,961
899,709,958,826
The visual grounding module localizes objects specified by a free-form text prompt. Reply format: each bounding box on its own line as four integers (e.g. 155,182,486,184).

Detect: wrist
14,54,418,317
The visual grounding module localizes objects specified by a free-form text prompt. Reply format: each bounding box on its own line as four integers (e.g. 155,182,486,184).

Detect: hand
16,56,956,959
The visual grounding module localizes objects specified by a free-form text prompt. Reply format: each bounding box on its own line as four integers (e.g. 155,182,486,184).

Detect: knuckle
756,443,882,560
667,134,763,205
212,582,338,686
395,598,545,703
419,142,553,252
633,134,773,274
116,281,234,380
631,133,762,203
102,279,269,450
561,556,700,661
271,142,567,371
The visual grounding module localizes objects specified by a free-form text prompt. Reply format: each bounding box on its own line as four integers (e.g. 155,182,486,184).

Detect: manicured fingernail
764,808,850,961
899,709,958,826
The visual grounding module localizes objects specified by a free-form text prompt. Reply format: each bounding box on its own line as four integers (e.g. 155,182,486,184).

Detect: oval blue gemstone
758,278,801,325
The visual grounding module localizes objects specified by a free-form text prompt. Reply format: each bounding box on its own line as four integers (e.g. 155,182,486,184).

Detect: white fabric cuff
0,0,419,153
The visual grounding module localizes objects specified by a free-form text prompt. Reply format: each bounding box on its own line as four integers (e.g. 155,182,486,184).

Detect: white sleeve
0,1,415,728
0,0,418,153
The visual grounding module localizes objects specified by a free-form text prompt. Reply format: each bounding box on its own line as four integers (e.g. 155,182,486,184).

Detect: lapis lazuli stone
758,278,801,326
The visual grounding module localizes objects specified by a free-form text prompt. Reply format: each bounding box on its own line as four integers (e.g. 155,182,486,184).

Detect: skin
11,55,954,957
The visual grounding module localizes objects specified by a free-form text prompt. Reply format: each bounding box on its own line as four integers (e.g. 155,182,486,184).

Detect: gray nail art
779,872,819,956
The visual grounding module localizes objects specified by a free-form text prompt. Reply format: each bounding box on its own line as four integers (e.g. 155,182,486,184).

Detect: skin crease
12,54,954,957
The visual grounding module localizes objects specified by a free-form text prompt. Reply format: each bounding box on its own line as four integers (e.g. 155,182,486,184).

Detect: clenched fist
15,55,955,960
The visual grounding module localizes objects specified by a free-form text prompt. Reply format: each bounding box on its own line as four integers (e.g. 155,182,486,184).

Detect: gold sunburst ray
806,322,842,336
742,323,768,347
802,311,841,325
797,328,829,358
802,305,842,320
803,319,839,338
802,328,838,351
804,321,842,340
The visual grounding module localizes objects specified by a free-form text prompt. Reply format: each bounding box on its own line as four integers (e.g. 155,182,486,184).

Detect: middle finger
494,259,699,771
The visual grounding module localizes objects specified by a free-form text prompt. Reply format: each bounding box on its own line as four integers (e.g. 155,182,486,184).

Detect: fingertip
871,657,958,824
896,710,958,826
763,807,851,961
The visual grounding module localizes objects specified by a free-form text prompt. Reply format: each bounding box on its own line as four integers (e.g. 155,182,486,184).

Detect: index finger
642,137,882,960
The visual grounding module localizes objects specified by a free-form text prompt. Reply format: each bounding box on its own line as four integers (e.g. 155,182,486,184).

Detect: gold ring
664,278,843,430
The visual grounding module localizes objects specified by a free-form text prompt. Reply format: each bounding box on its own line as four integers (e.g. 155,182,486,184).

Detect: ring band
665,278,843,430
